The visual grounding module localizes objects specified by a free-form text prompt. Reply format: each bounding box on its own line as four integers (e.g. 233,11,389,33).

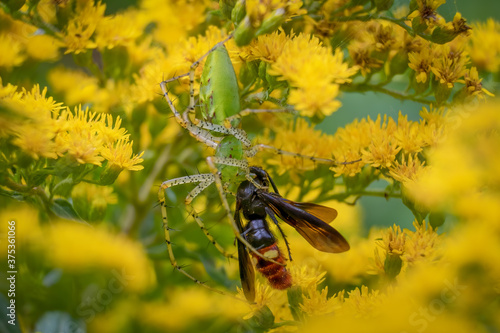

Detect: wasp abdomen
253,244,292,290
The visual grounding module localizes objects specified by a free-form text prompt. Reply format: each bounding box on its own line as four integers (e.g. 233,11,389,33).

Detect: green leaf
287,286,305,321
429,211,446,228
52,175,75,197
246,305,275,331
50,198,83,222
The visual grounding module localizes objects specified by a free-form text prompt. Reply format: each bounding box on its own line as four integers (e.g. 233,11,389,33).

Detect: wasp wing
257,191,349,253
286,201,338,224
235,203,255,302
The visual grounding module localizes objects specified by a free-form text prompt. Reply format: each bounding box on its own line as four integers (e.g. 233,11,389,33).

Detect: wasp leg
265,207,293,261
206,156,286,267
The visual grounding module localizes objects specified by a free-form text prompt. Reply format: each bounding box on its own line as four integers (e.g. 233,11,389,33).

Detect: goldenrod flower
467,18,500,73
268,32,357,117
72,182,118,221
408,101,500,221
62,1,105,54
408,43,434,83
54,106,105,165
141,0,209,48
43,221,155,292
377,224,406,256
404,220,441,264
101,139,145,171
348,40,384,76
6,85,64,159
389,154,426,186
25,34,62,61
300,287,344,317
48,67,100,105
430,45,469,88
139,288,247,331
360,115,400,169
289,262,327,293
408,0,446,25
253,117,339,176
0,34,25,70
457,67,495,99
94,11,145,50
242,30,289,63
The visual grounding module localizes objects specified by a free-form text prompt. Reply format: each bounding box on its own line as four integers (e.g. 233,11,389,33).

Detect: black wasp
235,167,350,302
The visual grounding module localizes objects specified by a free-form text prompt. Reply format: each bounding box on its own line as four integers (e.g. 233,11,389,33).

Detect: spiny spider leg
188,207,237,260
159,174,234,260
248,143,363,165
158,174,242,299
159,82,220,149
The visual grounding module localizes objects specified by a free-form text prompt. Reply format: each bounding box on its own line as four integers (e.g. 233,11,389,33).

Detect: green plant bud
30,170,49,187
265,68,280,90
374,0,394,11
3,0,25,11
402,187,429,223
384,252,403,280
99,164,123,186
73,196,107,222
433,81,452,105
287,286,305,321
231,0,246,24
411,73,431,95
411,17,428,35
258,60,268,80
234,17,256,47
52,176,75,197
389,51,409,76
239,60,259,87
246,305,275,330
430,26,457,44
255,9,286,37
409,0,418,12
219,0,237,20
429,211,446,228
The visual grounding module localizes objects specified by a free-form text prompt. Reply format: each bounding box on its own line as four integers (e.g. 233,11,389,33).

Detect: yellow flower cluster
0,8,62,70
0,82,143,170
467,18,500,73
408,101,500,228
0,204,155,292
256,106,447,184
245,31,357,118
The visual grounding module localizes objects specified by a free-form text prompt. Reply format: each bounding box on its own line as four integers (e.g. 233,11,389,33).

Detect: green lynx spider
159,35,351,297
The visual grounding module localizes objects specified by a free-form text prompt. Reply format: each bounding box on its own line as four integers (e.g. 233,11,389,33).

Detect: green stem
356,189,401,199
325,188,401,203
2,178,54,216
332,13,431,40
341,83,433,105
5,6,63,40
